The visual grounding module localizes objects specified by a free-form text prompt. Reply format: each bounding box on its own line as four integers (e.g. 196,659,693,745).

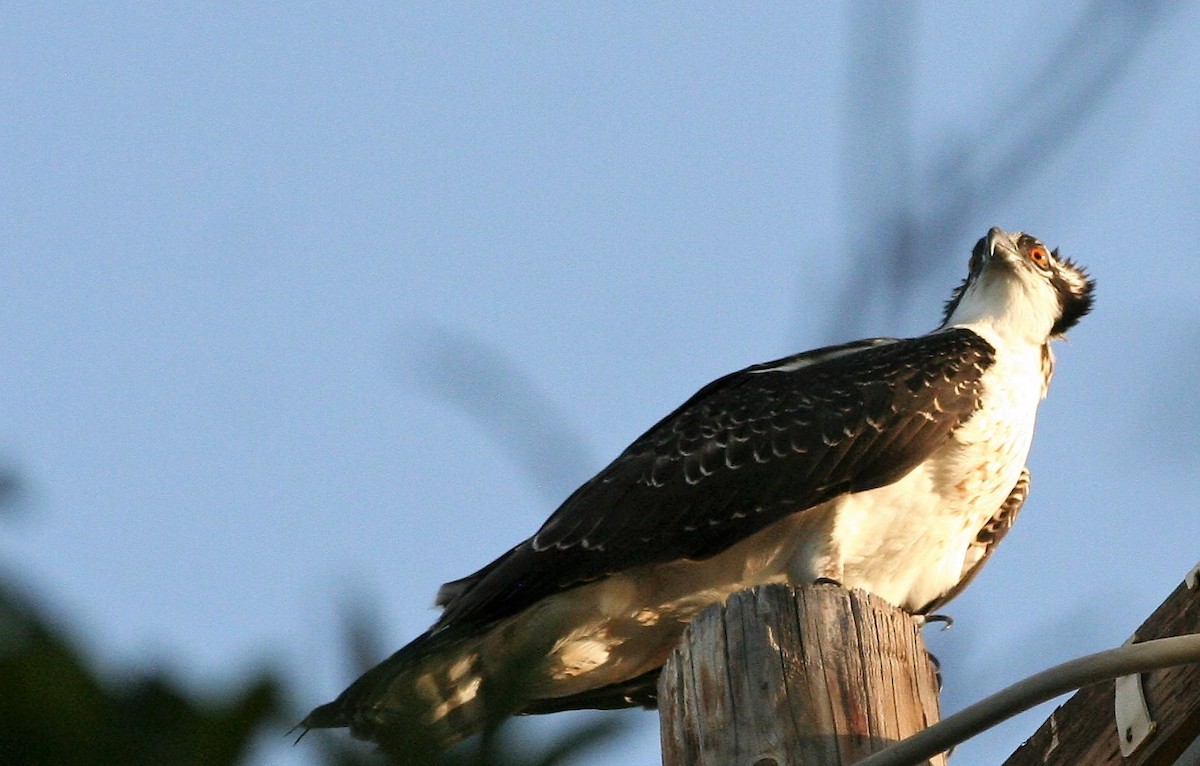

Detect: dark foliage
0,573,618,766
0,580,279,766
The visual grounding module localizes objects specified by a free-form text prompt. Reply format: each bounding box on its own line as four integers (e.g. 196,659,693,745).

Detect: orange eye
1029,245,1050,268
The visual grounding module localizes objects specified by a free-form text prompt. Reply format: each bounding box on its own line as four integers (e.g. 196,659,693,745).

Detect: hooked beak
985,226,1017,265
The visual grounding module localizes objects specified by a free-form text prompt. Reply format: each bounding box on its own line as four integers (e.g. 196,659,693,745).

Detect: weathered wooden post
659,583,945,766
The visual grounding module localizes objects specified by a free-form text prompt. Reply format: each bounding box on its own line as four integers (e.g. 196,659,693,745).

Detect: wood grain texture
659,584,944,766
1002,574,1200,766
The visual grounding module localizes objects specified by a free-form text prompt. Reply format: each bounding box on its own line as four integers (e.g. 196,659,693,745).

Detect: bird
301,227,1094,751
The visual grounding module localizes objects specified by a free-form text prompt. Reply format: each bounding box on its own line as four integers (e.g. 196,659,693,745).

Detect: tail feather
521,667,660,714
298,624,543,750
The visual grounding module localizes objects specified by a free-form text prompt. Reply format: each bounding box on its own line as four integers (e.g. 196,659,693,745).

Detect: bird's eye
1028,245,1051,269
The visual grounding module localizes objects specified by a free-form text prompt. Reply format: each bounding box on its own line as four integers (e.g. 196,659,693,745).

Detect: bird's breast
822,341,1044,611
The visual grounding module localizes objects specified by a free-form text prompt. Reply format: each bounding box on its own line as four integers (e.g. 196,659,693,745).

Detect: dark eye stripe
1048,258,1096,335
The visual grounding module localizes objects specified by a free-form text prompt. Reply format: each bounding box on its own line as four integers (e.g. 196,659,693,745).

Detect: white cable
854,633,1200,766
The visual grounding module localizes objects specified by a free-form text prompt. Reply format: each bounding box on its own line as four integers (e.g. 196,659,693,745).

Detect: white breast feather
823,325,1044,610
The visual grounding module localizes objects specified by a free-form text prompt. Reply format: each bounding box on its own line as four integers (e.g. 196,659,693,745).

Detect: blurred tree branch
831,0,1171,338
408,324,596,502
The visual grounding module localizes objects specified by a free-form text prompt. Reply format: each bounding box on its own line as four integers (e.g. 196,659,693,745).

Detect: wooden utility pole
658,583,945,766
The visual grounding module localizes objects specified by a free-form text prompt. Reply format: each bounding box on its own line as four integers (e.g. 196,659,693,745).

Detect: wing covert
435,329,995,631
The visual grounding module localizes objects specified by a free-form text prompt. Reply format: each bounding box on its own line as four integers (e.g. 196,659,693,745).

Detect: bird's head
941,227,1094,343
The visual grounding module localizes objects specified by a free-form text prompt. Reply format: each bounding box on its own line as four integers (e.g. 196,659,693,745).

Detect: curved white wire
854,633,1200,766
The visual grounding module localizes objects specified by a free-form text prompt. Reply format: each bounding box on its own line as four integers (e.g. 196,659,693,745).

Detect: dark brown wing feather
434,328,996,632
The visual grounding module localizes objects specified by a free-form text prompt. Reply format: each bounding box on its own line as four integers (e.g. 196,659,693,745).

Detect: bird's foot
813,577,844,587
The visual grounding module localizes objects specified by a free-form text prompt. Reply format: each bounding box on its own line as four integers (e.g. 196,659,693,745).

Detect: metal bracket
1116,632,1157,756
1113,562,1199,756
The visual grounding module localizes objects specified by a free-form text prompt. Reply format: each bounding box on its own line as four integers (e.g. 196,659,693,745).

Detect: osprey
303,227,1094,749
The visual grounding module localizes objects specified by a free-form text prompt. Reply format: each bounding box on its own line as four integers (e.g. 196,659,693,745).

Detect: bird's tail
299,624,548,753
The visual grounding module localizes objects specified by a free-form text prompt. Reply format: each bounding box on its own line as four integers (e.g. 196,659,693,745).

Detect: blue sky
3,4,1199,764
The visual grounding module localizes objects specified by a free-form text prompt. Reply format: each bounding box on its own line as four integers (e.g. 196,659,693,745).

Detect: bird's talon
926,650,944,691
923,613,954,630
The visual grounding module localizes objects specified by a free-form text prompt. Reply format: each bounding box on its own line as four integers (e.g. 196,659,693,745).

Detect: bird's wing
435,328,996,632
918,466,1030,615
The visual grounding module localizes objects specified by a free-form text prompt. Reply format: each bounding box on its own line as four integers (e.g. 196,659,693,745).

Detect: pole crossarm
1001,564,1200,766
